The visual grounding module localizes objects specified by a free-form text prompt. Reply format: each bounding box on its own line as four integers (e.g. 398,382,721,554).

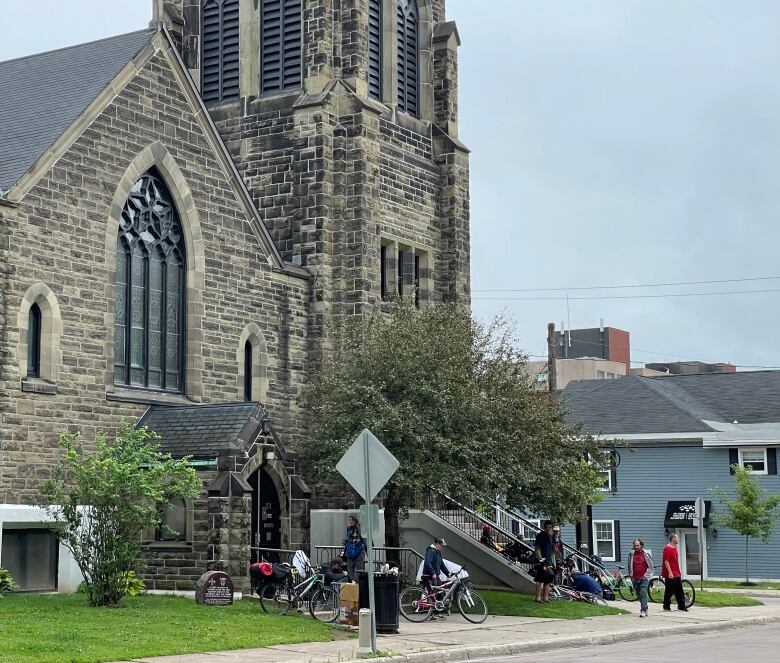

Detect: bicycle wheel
681,580,696,608
260,582,292,615
617,580,637,602
399,586,433,623
549,586,575,601
457,589,488,624
309,586,339,623
648,578,664,603
582,592,609,607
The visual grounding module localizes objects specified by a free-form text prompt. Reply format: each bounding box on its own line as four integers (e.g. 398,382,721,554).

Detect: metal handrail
249,546,298,565
425,489,537,578
486,498,601,574
314,546,424,582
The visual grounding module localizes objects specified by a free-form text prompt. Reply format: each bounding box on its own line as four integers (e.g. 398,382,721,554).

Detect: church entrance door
249,467,282,558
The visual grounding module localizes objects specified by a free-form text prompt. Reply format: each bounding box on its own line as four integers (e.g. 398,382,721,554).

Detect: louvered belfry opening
261,0,303,93
368,0,383,100
396,0,419,117
201,0,240,105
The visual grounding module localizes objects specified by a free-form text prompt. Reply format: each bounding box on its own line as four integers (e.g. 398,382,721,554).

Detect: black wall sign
664,500,711,528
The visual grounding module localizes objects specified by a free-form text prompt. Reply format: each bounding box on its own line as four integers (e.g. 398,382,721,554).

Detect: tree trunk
383,484,401,566
745,535,750,585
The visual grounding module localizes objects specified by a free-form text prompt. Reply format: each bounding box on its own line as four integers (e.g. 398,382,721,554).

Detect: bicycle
259,565,339,622
549,583,609,607
399,568,489,624
592,564,637,602
647,576,696,608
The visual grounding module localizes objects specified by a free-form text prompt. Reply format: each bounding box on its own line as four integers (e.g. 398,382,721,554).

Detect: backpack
345,537,364,560
249,562,275,593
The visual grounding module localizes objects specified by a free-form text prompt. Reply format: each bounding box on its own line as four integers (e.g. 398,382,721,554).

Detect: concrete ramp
401,510,536,593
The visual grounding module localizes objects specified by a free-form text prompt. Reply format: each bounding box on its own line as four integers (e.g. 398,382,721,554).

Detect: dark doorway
249,467,282,560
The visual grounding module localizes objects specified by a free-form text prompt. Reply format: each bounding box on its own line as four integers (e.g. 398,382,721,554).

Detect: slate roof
137,402,265,458
0,29,152,192
561,370,780,436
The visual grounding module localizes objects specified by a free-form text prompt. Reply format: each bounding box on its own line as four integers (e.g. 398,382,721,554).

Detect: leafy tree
712,464,780,585
299,301,606,549
40,422,200,606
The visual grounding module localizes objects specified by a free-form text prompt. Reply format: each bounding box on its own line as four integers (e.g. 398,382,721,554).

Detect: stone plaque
195,570,234,606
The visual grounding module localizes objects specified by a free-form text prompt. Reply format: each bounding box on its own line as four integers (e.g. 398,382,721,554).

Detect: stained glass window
114,170,185,392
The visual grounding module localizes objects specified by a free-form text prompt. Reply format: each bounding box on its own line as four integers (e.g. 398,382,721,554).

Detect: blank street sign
336,429,399,502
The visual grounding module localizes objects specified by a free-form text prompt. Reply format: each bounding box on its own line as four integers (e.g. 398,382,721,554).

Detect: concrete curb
346,615,780,663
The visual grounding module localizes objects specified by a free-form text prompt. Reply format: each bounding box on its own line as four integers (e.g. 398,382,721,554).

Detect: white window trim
588,453,612,492
592,520,616,562
739,447,768,475
521,519,541,541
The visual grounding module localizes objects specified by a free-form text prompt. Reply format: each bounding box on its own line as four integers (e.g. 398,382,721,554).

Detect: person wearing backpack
343,514,367,580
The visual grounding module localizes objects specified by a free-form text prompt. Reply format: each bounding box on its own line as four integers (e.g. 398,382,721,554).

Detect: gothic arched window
244,339,253,401
27,304,42,378
368,0,383,100
261,0,303,93
114,170,186,393
396,0,419,117
202,0,240,105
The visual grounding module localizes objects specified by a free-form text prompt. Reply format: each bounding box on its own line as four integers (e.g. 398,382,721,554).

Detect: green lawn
704,580,780,591
693,591,762,608
0,594,336,663
480,590,628,619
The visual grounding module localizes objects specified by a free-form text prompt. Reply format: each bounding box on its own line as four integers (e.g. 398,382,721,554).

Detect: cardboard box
338,582,359,626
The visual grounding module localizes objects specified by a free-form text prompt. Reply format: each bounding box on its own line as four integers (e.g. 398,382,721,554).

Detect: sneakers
639,610,647,618
663,606,671,612
678,607,689,612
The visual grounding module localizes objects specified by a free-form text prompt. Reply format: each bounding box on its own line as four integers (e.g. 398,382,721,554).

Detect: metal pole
363,431,377,653
696,497,705,592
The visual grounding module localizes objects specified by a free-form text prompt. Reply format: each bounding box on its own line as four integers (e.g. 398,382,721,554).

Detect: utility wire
473,288,780,301
473,275,780,293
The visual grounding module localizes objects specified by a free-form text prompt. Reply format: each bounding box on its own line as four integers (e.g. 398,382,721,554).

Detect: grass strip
480,589,628,619
0,593,334,663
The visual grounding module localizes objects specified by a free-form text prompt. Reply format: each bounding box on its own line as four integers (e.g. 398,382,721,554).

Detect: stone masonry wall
0,49,310,507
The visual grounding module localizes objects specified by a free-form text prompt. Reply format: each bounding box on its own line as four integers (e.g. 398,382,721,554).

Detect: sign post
695,496,705,592
336,429,399,654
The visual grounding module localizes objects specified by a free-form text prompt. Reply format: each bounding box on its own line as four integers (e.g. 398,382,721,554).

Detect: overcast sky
3,1,779,369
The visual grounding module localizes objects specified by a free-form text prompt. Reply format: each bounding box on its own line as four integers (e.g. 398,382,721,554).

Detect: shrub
0,568,18,593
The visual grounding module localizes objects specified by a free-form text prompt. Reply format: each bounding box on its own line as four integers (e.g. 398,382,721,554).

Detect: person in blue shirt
422,537,450,592
570,569,603,597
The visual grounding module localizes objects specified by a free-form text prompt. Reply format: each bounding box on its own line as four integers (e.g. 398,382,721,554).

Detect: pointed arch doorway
248,466,282,554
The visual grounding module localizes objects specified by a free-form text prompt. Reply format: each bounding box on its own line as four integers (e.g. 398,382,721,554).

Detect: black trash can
357,571,400,634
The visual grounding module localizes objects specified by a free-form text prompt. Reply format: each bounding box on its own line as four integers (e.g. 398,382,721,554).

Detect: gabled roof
137,402,265,458
562,370,780,436
0,27,308,279
0,30,152,192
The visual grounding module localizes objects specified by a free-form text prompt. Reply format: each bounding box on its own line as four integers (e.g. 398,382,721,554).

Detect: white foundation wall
0,504,83,592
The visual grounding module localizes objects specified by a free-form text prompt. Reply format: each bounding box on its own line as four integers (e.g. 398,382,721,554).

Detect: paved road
467,623,779,663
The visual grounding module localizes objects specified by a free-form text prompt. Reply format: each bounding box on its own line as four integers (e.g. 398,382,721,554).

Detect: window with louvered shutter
261,0,303,93
396,0,419,117
368,0,383,100
201,0,240,105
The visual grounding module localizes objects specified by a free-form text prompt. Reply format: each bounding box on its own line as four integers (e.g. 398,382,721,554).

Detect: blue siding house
562,370,780,581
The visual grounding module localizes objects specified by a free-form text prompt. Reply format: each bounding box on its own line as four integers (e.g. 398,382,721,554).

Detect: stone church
0,0,469,592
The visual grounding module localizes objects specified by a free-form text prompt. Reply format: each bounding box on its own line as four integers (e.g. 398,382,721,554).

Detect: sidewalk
122,599,780,663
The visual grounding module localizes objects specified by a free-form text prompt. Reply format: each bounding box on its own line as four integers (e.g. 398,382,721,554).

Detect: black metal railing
424,489,537,578
314,546,424,583
485,497,601,575
250,546,298,565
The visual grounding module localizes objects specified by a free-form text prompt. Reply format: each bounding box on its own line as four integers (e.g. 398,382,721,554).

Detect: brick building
0,0,469,591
